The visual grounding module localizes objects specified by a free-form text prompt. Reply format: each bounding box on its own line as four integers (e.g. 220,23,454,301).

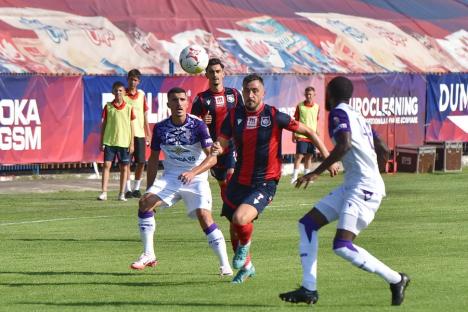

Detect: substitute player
130,87,232,276
208,74,339,283
124,69,151,199
279,76,410,306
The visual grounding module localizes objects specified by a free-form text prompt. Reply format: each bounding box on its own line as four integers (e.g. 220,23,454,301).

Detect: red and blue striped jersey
191,87,243,141
220,103,299,186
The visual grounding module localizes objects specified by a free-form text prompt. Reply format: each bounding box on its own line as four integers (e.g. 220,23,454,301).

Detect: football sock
126,180,132,192
134,179,142,191
204,223,230,267
138,210,155,256
233,223,253,245
292,169,299,180
299,214,321,291
304,169,312,174
333,239,401,284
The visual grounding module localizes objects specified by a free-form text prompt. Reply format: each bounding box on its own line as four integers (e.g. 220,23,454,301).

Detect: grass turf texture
0,170,467,311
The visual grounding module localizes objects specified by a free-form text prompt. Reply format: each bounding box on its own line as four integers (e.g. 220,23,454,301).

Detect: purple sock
203,223,218,235
299,214,320,242
138,210,154,219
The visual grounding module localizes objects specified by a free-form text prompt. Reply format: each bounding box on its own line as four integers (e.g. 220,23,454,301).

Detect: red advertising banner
0,76,83,164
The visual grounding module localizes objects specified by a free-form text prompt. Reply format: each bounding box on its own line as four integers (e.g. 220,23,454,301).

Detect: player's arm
373,129,390,167
100,106,107,151
146,150,160,189
294,122,329,158
178,146,218,185
129,108,136,153
143,95,151,145
292,105,299,143
296,131,349,189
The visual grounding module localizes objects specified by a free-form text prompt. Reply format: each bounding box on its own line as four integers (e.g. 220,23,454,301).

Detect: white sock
333,239,401,284
205,224,230,268
299,222,319,291
304,168,312,175
292,169,299,180
134,179,142,191
138,216,156,256
126,180,133,192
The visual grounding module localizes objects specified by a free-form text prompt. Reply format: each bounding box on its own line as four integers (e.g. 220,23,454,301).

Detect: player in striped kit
279,76,410,306
209,74,339,283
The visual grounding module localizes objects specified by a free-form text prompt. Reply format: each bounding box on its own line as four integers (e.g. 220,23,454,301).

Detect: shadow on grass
0,271,155,277
2,280,209,287
8,238,139,242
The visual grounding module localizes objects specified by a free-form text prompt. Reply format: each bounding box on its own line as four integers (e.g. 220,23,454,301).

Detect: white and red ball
179,45,209,74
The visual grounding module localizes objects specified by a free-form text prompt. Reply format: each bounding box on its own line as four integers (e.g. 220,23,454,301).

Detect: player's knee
332,238,356,259
232,214,250,226
138,194,156,213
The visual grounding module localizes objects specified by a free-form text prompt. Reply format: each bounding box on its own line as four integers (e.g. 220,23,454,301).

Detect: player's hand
101,145,105,152
129,145,135,154
179,171,195,185
327,163,340,177
204,113,212,125
211,141,223,156
292,136,296,143
295,172,319,189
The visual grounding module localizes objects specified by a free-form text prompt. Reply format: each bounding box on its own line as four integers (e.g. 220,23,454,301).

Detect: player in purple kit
279,76,410,306
209,74,339,283
130,87,232,276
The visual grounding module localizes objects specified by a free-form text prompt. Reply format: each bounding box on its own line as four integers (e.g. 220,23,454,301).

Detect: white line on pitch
0,215,112,226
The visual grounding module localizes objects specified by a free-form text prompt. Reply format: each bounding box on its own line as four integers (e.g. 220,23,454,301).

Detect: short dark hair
305,86,315,92
127,68,141,80
242,73,263,87
112,81,125,92
327,76,353,101
206,58,224,69
167,87,186,98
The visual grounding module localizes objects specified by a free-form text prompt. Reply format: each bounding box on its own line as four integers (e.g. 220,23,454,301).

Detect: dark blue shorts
210,151,236,181
296,141,317,156
104,146,131,164
131,137,147,163
221,180,277,221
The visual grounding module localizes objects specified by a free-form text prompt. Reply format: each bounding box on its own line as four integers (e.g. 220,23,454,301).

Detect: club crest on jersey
215,96,225,106
226,94,235,103
261,116,271,127
237,118,243,125
246,116,258,129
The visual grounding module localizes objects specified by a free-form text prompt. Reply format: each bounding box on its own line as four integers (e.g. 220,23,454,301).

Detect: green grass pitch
1,170,467,311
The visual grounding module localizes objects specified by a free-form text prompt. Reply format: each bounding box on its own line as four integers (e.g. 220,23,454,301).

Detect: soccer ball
179,45,209,74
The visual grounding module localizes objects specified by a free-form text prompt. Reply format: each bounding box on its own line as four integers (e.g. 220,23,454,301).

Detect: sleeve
219,108,234,140
101,105,108,121
328,108,351,140
235,89,244,107
150,124,161,151
293,105,299,121
276,110,300,132
190,94,204,117
198,120,213,148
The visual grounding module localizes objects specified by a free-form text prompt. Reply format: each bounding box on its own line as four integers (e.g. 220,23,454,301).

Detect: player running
208,74,339,283
279,76,410,306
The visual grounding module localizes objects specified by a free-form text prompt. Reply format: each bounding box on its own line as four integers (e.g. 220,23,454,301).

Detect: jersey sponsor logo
206,99,211,105
170,145,190,155
226,94,235,103
246,116,258,129
260,116,271,127
215,96,225,106
237,118,243,125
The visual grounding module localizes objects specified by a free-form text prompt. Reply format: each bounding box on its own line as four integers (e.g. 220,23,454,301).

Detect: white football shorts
146,174,212,219
315,185,383,235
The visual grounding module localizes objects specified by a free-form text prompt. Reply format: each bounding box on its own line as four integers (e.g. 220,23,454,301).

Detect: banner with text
426,73,468,142
324,74,427,150
0,76,83,164
82,74,324,161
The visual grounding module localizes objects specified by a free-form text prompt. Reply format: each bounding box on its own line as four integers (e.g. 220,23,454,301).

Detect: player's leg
332,191,410,305
292,153,304,183
132,137,146,198
195,208,232,276
303,153,313,175
280,186,342,304
131,177,177,270
117,148,131,201
98,146,115,200
181,180,231,275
